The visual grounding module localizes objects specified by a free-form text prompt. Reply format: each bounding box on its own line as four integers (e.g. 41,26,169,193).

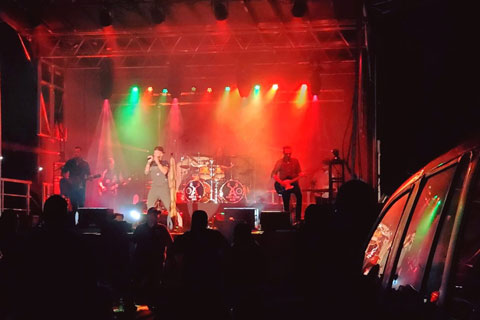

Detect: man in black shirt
271,146,303,223
62,146,91,212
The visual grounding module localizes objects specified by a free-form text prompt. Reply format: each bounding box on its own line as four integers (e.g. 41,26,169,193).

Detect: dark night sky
370,0,479,195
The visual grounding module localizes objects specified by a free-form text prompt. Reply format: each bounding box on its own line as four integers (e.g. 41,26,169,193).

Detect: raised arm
145,156,153,175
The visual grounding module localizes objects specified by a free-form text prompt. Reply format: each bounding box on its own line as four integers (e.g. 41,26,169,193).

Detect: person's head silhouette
42,195,68,228
191,210,208,232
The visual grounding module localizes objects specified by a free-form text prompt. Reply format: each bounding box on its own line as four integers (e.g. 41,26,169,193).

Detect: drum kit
177,154,247,204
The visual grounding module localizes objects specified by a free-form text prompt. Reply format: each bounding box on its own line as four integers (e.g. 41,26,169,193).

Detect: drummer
214,147,233,180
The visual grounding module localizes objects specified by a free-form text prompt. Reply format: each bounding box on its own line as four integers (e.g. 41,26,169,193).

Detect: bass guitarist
98,157,123,211
62,146,97,213
271,146,303,224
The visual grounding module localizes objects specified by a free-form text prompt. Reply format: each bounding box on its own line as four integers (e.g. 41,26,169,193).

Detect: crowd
0,179,381,320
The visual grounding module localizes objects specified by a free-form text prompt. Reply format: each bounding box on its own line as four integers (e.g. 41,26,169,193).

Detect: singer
144,146,171,215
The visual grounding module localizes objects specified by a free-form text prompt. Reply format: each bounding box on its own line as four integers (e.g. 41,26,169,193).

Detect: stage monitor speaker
214,207,258,243
223,207,257,230
260,211,291,231
77,207,114,229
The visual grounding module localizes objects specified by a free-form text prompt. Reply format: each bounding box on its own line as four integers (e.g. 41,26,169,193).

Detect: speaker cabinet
214,207,258,243
77,207,114,229
260,211,291,231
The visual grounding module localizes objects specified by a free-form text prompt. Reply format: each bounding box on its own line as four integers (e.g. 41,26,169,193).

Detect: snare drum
219,179,246,203
183,180,211,203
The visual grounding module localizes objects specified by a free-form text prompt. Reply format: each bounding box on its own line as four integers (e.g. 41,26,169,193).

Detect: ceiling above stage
1,0,361,70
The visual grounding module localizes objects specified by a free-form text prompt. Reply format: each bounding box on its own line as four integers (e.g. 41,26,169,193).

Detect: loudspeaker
77,207,114,229
223,208,257,230
214,207,258,243
260,211,291,231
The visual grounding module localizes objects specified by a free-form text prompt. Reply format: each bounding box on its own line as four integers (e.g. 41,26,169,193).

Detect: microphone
147,155,153,161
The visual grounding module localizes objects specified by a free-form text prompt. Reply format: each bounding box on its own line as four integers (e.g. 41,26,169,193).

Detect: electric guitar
98,177,132,196
274,173,305,194
67,173,101,188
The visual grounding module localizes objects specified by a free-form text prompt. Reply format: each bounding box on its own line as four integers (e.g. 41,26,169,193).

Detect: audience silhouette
0,180,382,320
226,222,266,320
132,207,172,310
166,210,229,319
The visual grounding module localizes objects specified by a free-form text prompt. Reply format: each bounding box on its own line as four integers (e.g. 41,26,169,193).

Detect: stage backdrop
65,67,363,209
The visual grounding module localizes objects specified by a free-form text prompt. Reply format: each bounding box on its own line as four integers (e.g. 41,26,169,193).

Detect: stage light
147,86,153,92
212,0,228,20
313,94,319,101
301,84,308,89
38,167,44,172
291,0,308,17
99,7,112,27
225,86,231,92
0,156,3,161
130,210,142,221
162,88,168,94
254,85,260,92
130,86,140,104
207,87,213,93
272,84,279,90
191,86,197,92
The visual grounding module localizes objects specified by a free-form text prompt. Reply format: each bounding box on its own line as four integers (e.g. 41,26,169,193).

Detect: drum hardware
208,159,216,203
176,153,249,204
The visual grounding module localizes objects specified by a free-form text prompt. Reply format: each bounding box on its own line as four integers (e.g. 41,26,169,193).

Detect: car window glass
363,192,409,277
449,162,480,314
393,165,456,291
425,158,468,296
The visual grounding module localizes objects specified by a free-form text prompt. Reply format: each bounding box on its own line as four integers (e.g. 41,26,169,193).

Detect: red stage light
207,88,213,93
147,86,153,92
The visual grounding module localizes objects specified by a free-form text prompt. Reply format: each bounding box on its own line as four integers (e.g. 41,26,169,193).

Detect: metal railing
42,182,54,205
0,178,32,215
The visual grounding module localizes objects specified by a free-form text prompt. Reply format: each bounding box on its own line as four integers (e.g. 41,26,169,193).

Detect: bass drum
219,179,246,203
183,180,211,203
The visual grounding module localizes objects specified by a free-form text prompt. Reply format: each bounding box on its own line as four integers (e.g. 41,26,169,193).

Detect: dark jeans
70,187,86,213
281,182,302,222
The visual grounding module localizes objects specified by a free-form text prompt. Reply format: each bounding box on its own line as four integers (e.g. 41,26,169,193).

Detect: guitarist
271,146,303,224
61,146,92,212
98,157,123,210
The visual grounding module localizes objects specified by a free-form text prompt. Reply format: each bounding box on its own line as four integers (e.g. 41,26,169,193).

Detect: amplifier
77,207,114,228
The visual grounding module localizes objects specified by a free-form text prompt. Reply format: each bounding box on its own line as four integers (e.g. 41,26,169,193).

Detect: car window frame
440,151,479,307
420,154,471,295
364,189,412,279
384,156,463,290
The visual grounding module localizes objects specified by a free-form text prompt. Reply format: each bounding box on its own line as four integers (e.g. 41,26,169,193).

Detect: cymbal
190,155,210,162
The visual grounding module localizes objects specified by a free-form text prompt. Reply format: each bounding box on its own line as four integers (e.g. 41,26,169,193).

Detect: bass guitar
274,178,299,194
273,173,305,194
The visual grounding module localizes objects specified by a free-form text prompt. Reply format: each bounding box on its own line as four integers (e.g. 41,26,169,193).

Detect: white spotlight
130,210,141,221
